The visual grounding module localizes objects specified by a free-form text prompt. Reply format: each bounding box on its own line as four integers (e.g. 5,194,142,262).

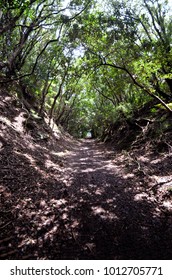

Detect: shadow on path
51,140,172,259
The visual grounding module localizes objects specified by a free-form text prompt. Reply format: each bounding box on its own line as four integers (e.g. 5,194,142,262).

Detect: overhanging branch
99,62,172,113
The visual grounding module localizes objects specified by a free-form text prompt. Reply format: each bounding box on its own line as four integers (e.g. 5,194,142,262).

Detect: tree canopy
0,0,172,138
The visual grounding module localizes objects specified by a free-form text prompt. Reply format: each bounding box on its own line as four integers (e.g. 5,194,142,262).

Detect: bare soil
0,91,172,259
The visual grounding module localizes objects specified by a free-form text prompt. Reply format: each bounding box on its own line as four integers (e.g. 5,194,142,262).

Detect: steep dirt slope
0,89,76,259
0,90,172,259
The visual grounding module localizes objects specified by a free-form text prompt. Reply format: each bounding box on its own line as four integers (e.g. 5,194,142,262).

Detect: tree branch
99,62,172,113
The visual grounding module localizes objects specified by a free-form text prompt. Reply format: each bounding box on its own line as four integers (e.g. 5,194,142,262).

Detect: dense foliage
0,0,172,138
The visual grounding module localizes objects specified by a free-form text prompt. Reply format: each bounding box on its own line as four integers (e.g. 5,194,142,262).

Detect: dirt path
53,139,172,259
0,135,172,259
0,91,172,260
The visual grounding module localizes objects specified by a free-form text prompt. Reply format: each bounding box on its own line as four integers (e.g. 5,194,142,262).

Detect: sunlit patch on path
46,139,172,259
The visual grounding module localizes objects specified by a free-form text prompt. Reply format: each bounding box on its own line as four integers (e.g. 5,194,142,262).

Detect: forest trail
0,91,172,259
1,0,172,261
61,139,121,188
50,139,172,259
